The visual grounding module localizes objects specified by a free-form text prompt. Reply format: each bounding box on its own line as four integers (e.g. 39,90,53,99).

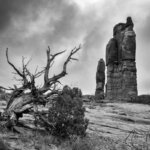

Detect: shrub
48,89,89,138
0,139,9,150
71,137,94,150
130,95,150,104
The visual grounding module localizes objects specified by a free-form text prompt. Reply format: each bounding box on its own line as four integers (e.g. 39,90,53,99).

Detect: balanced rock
95,59,105,100
105,17,137,100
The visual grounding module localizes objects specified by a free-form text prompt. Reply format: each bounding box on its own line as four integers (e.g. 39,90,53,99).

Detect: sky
0,0,150,95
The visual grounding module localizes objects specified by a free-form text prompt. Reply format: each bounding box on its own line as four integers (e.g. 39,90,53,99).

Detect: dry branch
44,46,66,87
44,45,81,88
0,86,14,91
2,45,81,130
6,48,23,78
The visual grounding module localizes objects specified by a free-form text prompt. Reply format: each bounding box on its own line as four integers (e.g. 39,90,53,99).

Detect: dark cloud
0,0,46,32
0,0,50,56
47,1,80,39
0,0,26,31
0,0,150,94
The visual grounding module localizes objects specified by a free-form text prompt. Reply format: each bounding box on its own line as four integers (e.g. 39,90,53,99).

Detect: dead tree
0,45,81,129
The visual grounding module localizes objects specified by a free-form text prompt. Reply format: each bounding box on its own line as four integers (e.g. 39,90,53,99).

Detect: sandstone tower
105,17,138,100
95,59,105,100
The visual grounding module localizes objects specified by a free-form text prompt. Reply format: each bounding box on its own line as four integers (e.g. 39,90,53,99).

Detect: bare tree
0,45,81,129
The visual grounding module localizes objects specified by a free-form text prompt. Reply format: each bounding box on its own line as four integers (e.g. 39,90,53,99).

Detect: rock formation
105,17,137,100
95,59,105,100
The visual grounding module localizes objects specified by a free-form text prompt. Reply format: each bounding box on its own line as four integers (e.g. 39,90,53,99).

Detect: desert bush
0,139,9,150
71,137,94,150
47,90,89,138
130,95,150,104
72,87,82,98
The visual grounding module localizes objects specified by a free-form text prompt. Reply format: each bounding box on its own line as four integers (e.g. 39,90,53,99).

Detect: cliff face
95,59,105,100
105,17,137,100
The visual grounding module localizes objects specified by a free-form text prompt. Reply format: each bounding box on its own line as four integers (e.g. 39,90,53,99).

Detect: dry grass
1,128,150,150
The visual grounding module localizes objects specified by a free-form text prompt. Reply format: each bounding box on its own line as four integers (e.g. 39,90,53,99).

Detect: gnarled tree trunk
0,45,81,130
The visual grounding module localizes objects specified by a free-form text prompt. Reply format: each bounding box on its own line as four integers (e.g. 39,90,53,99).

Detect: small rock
119,112,127,116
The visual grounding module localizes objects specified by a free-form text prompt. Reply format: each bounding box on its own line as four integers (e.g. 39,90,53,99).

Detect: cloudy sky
0,0,150,95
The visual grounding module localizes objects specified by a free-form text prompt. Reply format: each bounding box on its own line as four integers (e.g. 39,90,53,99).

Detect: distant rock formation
95,59,105,100
105,17,137,100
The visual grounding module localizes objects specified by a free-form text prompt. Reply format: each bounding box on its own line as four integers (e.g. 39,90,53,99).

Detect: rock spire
105,17,138,100
95,58,105,100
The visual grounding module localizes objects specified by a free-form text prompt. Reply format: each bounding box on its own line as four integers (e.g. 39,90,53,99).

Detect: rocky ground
86,102,150,138
1,100,150,149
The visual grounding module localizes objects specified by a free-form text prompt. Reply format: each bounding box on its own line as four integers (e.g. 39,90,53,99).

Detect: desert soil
1,100,150,149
